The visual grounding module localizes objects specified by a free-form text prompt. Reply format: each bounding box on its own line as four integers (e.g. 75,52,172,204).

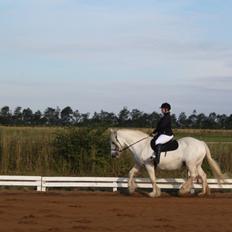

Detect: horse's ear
109,128,114,133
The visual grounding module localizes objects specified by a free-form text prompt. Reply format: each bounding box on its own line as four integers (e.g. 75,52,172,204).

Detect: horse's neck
118,130,146,146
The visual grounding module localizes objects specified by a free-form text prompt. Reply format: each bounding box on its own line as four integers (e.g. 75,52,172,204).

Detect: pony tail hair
204,142,225,183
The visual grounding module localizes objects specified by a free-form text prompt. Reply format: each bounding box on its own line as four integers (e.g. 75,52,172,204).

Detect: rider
150,102,174,164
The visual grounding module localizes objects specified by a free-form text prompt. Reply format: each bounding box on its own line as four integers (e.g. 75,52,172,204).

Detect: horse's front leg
128,164,140,194
145,163,161,198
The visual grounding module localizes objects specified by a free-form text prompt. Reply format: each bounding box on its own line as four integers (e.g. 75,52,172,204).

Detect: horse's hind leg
179,177,194,195
197,166,210,196
128,164,140,194
179,164,196,195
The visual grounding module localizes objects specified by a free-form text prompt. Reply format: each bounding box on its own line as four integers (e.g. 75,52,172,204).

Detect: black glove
150,130,157,137
149,132,154,137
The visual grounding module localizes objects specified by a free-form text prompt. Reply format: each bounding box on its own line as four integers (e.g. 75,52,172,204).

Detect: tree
216,114,227,129
177,112,187,128
171,114,178,128
225,114,232,129
188,111,198,128
61,106,73,124
0,104,231,128
22,108,33,124
118,107,130,126
73,109,81,124
98,110,118,126
206,112,218,129
148,111,161,128
196,113,207,128
33,110,42,124
0,106,10,116
44,107,59,125
12,106,23,124
79,113,90,125
14,106,22,117
130,109,145,127
0,106,11,124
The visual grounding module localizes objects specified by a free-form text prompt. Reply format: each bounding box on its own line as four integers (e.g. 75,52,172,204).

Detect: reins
112,133,150,153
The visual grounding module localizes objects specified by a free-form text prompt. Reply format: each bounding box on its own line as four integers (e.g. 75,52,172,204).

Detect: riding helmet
160,102,171,110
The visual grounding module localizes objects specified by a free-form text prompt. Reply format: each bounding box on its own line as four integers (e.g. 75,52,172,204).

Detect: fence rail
0,175,232,192
0,176,42,191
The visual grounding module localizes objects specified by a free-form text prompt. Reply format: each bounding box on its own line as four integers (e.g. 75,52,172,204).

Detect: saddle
150,138,179,153
160,139,178,152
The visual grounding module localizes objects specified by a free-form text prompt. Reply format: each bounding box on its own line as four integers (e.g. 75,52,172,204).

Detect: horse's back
158,137,206,170
178,136,205,149
177,137,206,162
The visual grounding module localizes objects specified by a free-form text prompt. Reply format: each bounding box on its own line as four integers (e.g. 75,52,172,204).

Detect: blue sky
1,0,232,115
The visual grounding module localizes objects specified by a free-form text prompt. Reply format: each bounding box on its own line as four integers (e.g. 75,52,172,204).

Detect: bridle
111,131,150,153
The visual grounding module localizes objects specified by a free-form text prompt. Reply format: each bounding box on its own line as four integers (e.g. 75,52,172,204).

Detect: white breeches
155,134,174,145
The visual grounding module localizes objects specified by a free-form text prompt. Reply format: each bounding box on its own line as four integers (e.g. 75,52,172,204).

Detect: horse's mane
118,129,148,137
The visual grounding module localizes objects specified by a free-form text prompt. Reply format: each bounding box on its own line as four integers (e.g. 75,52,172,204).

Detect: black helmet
160,102,171,110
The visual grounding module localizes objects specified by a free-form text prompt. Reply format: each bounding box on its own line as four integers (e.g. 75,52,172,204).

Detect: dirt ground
0,190,232,232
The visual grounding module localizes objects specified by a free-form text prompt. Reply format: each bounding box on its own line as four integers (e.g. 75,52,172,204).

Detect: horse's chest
134,153,144,164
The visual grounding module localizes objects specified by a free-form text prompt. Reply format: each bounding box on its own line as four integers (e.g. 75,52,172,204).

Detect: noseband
111,131,124,153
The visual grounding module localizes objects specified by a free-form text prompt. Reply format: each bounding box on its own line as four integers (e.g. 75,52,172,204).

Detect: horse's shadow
117,188,180,197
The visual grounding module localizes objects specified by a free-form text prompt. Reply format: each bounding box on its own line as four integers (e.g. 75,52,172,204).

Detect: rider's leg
154,144,162,164
151,134,173,164
156,134,174,145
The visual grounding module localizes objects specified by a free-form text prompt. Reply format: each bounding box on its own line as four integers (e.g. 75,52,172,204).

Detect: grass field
0,126,231,177
173,128,232,142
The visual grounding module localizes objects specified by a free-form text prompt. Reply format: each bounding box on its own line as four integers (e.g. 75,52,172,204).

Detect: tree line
0,106,232,129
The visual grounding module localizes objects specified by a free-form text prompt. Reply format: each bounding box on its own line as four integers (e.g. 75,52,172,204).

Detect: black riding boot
154,144,162,165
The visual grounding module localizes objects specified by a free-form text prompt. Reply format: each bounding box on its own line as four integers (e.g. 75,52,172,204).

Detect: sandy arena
0,190,232,232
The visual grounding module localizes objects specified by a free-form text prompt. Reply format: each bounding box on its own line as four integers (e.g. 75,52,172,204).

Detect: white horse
110,129,224,197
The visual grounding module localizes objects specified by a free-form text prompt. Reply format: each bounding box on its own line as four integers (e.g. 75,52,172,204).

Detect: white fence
0,175,232,192
0,176,43,191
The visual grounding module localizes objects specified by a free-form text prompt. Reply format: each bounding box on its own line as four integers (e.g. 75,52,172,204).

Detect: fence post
41,177,46,192
36,176,42,191
113,181,117,192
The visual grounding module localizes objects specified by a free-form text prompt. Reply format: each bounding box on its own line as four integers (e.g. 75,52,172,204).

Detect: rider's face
161,108,168,114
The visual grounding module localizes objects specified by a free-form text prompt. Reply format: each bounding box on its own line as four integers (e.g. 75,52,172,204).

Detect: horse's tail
203,142,225,183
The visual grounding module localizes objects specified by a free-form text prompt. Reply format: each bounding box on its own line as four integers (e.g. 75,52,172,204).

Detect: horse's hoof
156,192,161,197
206,187,211,195
198,192,206,196
156,188,161,197
148,192,161,198
148,192,156,198
128,187,135,195
128,190,134,195
178,190,191,197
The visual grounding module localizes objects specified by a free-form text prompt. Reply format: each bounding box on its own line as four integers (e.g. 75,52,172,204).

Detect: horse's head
110,129,124,158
